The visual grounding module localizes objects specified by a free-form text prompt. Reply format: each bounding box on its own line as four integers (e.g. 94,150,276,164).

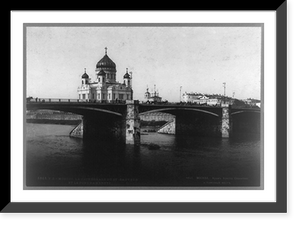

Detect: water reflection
26,123,261,187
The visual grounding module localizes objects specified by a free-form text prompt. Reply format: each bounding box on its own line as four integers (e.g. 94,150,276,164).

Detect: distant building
182,92,208,104
144,85,163,103
182,92,222,106
244,98,261,108
77,48,133,102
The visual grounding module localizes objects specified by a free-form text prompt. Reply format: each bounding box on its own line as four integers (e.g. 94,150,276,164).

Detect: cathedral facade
78,48,133,102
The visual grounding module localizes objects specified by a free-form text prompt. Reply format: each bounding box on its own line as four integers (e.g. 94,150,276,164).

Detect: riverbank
26,110,82,125
26,110,172,131
26,119,168,127
26,118,81,125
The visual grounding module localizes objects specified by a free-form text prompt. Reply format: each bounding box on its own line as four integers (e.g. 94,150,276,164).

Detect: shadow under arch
230,111,261,139
141,107,222,138
139,107,219,118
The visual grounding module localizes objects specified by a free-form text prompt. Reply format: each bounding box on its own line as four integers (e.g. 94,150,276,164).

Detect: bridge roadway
26,98,261,144
26,98,260,116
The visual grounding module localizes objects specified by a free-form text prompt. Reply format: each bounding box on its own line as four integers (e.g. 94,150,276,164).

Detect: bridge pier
125,100,141,145
221,104,230,138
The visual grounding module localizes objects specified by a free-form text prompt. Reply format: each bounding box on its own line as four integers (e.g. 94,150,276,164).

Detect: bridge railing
26,98,260,109
27,98,78,103
26,98,128,104
139,101,260,109
140,101,222,107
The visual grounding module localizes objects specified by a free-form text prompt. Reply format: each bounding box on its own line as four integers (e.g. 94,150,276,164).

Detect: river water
25,123,262,188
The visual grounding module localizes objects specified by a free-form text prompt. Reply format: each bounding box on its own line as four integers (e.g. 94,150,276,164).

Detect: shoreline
26,119,81,125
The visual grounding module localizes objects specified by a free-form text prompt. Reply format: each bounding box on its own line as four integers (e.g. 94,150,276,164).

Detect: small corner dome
123,68,131,79
123,73,130,79
81,69,89,78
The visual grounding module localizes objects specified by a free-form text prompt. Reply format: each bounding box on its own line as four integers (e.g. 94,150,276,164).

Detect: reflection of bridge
26,99,261,144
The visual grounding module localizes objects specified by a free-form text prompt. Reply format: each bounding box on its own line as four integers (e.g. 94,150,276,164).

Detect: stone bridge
26,99,261,144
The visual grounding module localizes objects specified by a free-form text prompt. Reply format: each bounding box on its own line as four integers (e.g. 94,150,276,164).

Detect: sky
26,25,262,102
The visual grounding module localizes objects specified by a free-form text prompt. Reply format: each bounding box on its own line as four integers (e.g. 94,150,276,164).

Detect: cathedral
78,48,133,102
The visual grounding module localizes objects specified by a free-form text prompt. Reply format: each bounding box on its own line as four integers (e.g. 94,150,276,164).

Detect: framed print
5,3,287,213
24,24,266,189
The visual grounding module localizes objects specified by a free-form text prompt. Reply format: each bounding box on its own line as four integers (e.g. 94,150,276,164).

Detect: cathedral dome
96,47,116,72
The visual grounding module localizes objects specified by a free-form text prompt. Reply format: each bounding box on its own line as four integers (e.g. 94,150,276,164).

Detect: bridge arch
231,110,261,116
26,104,123,117
70,107,122,117
139,107,219,117
140,107,221,137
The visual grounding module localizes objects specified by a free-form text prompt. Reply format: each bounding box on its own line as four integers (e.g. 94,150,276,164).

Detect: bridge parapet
27,98,127,104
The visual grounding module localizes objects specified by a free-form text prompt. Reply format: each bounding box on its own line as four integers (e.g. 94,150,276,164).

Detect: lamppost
180,86,182,102
223,82,226,104
223,82,226,96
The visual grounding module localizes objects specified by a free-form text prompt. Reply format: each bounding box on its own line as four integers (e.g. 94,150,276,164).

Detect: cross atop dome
105,47,107,55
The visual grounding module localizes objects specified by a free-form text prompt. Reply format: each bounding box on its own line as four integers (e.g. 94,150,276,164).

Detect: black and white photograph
25,24,263,188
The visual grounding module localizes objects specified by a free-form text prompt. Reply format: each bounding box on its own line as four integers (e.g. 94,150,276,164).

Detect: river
25,123,261,188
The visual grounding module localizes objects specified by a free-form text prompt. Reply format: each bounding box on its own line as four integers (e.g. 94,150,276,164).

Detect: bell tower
123,68,132,88
144,86,150,100
81,68,89,85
